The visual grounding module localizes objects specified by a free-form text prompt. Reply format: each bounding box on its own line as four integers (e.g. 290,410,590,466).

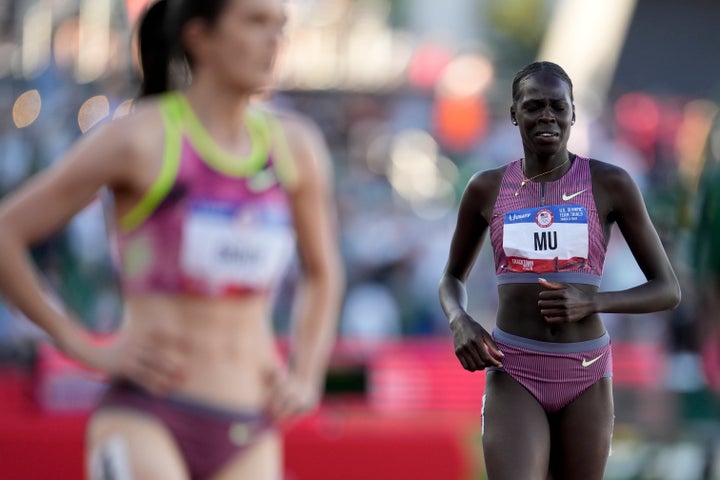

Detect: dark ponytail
136,0,232,98
138,0,172,97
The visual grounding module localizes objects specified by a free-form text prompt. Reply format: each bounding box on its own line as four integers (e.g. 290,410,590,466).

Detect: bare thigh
548,377,614,480
209,430,282,480
86,409,189,480
482,370,551,480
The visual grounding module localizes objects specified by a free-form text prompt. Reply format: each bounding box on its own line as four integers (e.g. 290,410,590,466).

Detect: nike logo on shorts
581,353,605,367
562,189,586,201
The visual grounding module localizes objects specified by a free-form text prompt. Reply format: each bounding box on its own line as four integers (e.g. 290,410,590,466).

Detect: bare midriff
496,283,606,343
121,293,281,411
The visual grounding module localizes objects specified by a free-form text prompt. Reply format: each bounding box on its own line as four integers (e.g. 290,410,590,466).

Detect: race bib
180,200,295,288
503,204,588,273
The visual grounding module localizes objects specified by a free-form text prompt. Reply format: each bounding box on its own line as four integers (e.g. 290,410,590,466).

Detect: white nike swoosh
562,189,586,201
581,353,605,367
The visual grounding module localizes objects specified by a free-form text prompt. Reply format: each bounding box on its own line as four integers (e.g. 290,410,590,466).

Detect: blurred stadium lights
539,0,637,157
539,0,637,116
436,54,493,99
433,53,492,151
20,1,52,79
77,0,112,83
433,94,488,152
389,129,458,219
614,92,661,161
407,43,454,91
300,0,348,27
676,100,719,185
615,92,660,138
0,0,415,90
113,98,134,119
12,89,42,128
53,17,79,74
276,0,413,91
78,95,110,133
0,42,15,78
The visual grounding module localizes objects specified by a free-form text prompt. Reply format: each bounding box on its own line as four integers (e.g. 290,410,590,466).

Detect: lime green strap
119,93,183,232
118,94,296,232
174,94,271,177
265,112,298,191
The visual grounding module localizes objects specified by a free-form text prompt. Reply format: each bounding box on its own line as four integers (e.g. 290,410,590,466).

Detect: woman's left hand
537,278,596,324
265,368,321,422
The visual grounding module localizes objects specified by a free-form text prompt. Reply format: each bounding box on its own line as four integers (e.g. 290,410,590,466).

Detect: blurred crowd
0,0,718,368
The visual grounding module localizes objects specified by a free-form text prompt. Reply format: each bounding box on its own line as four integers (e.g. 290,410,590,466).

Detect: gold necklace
514,157,570,196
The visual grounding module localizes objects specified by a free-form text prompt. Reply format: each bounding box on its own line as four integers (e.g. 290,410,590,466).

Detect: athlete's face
190,0,286,92
511,73,576,158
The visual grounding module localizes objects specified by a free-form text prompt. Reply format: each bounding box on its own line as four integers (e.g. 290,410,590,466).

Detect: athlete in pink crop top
0,1,344,479
490,154,606,287
115,92,297,298
439,62,680,480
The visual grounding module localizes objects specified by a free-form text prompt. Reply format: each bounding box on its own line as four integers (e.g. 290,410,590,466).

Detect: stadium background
0,0,719,478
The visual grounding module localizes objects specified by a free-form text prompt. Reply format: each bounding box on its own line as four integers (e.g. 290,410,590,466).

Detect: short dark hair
511,61,574,104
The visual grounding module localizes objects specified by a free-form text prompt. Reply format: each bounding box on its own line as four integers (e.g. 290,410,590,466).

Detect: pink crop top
489,155,607,286
112,92,297,297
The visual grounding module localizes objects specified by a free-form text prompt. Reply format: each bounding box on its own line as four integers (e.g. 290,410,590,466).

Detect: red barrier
0,338,666,479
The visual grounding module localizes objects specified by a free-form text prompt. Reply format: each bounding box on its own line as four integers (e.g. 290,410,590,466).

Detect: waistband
103,382,265,422
492,327,610,353
497,272,602,287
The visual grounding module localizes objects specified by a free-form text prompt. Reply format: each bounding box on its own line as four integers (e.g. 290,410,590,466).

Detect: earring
571,120,575,125
512,120,518,126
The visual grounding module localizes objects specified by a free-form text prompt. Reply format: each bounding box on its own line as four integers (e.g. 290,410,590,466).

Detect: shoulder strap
118,93,183,231
262,110,298,191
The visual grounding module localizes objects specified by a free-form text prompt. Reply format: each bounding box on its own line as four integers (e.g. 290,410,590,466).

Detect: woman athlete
0,0,344,478
439,61,681,480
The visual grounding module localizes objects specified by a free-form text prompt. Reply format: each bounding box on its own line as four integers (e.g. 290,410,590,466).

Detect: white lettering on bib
180,200,295,289
502,204,588,273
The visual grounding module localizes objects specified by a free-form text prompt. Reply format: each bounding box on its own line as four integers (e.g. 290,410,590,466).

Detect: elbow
668,282,682,310
306,258,345,297
438,271,461,290
332,262,346,298
659,275,681,310
437,274,449,299
0,222,21,253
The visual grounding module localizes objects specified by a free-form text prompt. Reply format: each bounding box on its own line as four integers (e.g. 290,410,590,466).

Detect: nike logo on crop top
562,189,586,201
489,156,606,286
113,92,297,297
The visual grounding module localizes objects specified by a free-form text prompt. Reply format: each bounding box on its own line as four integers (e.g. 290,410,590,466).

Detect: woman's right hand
63,326,186,396
449,313,504,372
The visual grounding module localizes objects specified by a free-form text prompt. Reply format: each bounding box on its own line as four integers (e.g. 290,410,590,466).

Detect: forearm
0,230,89,355
289,264,344,387
594,277,681,314
438,273,469,323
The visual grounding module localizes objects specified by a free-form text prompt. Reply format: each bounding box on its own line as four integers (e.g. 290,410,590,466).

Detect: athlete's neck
183,75,253,143
521,151,573,181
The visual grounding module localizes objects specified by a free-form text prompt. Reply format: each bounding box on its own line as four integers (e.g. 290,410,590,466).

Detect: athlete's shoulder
254,103,330,187
588,158,636,191
461,164,509,209
263,105,322,145
108,98,171,165
588,159,643,217
70,97,159,156
467,164,509,193
97,96,164,145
